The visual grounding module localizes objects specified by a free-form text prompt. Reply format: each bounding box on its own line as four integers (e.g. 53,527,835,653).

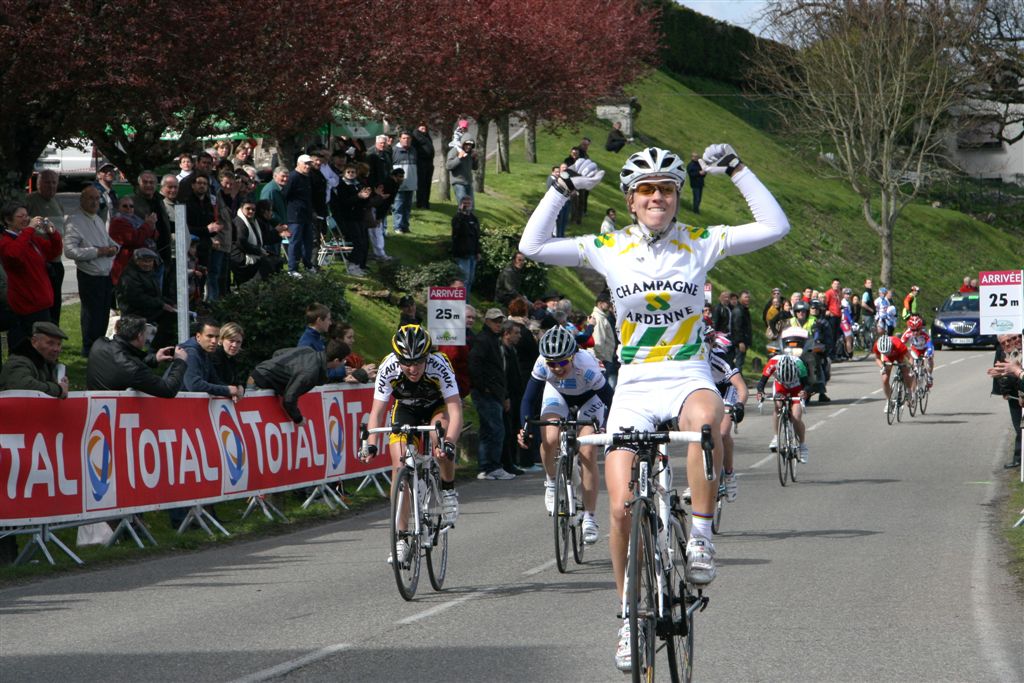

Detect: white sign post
427,286,467,345
979,270,1023,335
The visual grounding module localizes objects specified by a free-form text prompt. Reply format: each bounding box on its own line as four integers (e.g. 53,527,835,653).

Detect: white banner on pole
979,269,1023,335
174,204,190,342
427,286,467,345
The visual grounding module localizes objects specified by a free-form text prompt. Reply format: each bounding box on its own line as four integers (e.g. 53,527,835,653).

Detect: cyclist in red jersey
873,334,914,410
900,314,934,387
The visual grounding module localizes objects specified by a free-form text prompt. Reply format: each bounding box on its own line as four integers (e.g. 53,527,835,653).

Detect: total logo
214,403,248,488
84,400,117,509
326,396,346,469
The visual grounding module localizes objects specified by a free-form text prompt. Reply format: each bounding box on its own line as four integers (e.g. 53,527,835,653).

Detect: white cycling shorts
605,360,717,436
540,384,607,429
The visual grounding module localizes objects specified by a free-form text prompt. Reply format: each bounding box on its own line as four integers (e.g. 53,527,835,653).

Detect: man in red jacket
0,201,63,349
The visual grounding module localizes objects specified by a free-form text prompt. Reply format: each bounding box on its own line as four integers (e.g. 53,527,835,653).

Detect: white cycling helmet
619,147,686,195
876,335,893,355
538,326,577,360
775,354,799,384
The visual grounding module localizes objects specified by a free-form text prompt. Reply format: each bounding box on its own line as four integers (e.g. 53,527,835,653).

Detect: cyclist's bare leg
389,440,411,531
578,425,599,512
605,448,633,597
903,365,915,394
679,389,725,517
539,418,560,479
791,399,806,443
720,416,734,472
881,366,893,400
432,413,455,481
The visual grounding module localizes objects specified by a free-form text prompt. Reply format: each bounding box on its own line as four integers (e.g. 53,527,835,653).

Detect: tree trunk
880,223,894,289
523,112,537,164
473,116,489,194
438,121,452,202
496,113,510,173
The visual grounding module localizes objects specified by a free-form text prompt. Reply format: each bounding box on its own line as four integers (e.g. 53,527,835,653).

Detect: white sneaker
286,271,302,279
685,535,716,585
582,515,599,544
724,471,738,503
544,480,555,514
883,403,889,414
769,435,778,452
441,489,459,526
482,467,516,480
387,539,410,565
614,620,639,672
798,443,809,464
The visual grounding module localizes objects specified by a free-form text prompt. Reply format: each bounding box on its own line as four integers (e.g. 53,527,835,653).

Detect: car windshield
940,295,979,313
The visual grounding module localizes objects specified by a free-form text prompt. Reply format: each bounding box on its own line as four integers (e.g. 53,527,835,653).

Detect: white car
34,138,106,183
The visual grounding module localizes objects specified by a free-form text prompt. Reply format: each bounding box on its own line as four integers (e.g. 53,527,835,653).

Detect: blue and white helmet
619,147,687,195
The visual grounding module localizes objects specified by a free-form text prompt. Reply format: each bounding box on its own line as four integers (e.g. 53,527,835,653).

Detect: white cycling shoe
614,620,641,672
724,471,738,503
769,435,778,452
441,489,459,526
685,535,717,586
387,539,411,565
582,515,599,545
544,480,555,515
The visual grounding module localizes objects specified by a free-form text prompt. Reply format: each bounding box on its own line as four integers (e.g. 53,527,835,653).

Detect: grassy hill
341,69,1020,365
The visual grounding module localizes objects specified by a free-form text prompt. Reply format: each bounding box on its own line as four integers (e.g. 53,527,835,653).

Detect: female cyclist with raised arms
518,326,614,543
519,144,789,671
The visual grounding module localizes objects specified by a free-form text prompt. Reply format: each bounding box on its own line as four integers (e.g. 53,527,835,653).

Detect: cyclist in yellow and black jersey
361,325,463,530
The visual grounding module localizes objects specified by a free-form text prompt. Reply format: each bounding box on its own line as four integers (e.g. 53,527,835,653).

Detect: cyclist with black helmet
900,313,934,387
517,326,614,544
361,325,463,543
706,331,748,501
520,143,789,672
756,333,810,462
874,333,914,410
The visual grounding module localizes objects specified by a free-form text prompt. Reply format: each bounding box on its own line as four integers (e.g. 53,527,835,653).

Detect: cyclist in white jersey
518,326,614,544
519,144,789,671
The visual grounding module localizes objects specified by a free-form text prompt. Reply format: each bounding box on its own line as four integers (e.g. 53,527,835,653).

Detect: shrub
477,223,548,302
211,271,350,377
393,259,466,296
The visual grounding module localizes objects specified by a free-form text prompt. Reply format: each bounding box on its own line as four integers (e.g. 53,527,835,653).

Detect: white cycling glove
700,143,742,176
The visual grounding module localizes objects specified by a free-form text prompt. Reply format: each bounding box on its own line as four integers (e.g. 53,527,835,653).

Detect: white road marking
227,643,354,683
750,453,775,469
396,588,495,625
523,558,557,576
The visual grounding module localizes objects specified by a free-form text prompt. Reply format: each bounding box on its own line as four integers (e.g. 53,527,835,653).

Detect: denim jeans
453,182,474,208
471,391,504,474
287,222,314,271
392,191,413,232
206,250,225,301
455,256,476,299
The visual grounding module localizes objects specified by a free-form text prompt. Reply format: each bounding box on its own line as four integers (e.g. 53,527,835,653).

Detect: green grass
28,66,1024,577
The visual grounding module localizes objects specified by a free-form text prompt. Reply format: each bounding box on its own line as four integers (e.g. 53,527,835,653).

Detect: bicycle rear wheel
918,384,929,414
627,502,658,683
425,472,448,591
571,463,586,564
666,512,694,683
553,464,571,573
390,468,421,601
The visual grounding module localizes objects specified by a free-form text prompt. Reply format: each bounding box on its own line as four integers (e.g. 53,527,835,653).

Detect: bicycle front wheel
895,380,905,423
627,502,658,683
666,512,694,683
425,473,448,592
390,468,421,601
553,465,571,573
918,384,929,414
906,377,918,417
711,478,724,534
777,418,792,486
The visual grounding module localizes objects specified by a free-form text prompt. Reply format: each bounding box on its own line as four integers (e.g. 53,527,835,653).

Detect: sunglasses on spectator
545,357,573,368
633,181,679,196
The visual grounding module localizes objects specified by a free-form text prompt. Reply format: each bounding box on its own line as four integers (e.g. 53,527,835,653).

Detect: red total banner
0,386,385,526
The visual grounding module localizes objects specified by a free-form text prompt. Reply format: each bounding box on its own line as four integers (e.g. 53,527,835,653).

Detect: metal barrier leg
301,483,349,510
355,473,388,497
242,495,288,522
107,515,157,548
176,506,230,537
14,525,83,566
1013,510,1024,529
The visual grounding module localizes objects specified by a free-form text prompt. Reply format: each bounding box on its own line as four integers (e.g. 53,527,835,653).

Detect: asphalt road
1,351,1021,682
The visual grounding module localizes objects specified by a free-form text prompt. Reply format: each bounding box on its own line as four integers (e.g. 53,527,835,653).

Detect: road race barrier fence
0,385,391,565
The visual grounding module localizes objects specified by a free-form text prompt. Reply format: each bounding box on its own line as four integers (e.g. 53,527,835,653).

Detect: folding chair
317,216,354,267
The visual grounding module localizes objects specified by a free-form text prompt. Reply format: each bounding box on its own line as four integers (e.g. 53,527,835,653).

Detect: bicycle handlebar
578,425,716,480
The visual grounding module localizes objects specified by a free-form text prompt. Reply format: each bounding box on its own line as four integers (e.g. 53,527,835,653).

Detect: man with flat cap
0,321,69,398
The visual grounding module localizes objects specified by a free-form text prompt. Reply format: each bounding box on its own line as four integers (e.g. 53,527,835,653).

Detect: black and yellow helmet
392,324,431,363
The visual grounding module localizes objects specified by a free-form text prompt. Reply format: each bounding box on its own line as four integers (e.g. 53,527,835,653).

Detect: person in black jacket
330,164,372,276
411,123,435,209
86,315,188,397
249,339,348,424
117,249,178,350
450,196,480,299
284,155,316,276
730,290,753,372
468,308,514,479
